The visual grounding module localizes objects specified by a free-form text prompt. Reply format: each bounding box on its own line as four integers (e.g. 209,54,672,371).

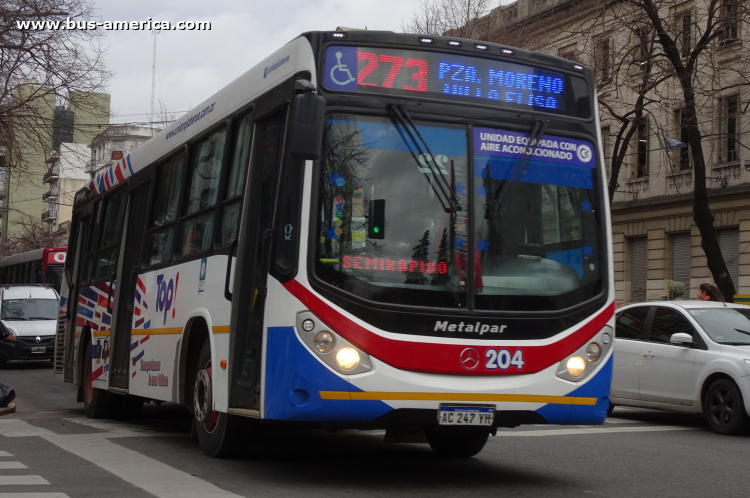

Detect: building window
675,10,692,57
630,237,648,302
634,27,651,69
718,228,739,291
671,232,691,289
719,94,739,163
635,117,649,178
595,37,612,84
719,0,739,43
673,108,692,170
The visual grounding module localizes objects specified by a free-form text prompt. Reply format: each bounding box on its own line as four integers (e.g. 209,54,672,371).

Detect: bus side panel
128,256,231,408
75,282,115,391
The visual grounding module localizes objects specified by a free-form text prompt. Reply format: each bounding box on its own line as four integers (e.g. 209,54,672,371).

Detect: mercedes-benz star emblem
460,348,480,370
35,336,41,344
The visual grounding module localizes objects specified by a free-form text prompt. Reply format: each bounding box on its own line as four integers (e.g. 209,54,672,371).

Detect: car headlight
745,359,750,369
5,327,17,340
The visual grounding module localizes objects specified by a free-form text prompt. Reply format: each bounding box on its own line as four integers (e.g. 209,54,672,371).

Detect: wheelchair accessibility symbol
329,51,356,86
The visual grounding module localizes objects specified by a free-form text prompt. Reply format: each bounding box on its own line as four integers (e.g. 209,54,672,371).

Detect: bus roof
0,247,66,268
85,35,317,201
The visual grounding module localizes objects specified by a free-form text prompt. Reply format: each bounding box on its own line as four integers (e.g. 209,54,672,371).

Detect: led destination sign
323,45,587,115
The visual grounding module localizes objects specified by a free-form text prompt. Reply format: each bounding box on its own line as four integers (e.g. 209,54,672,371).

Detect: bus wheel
425,429,489,458
193,340,242,458
82,343,112,419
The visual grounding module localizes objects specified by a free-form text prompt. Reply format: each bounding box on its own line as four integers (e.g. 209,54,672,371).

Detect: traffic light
368,199,385,239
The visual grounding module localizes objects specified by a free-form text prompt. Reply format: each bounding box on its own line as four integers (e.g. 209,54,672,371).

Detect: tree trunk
681,85,736,302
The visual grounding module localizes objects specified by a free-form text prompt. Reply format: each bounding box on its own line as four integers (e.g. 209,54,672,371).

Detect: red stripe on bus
136,277,146,293
97,295,108,308
114,162,125,183
92,365,104,380
282,279,613,376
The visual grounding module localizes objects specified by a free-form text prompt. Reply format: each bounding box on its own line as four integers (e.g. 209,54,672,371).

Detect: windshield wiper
27,317,55,320
489,119,549,219
718,341,750,346
387,103,461,213
2,317,27,321
734,328,750,337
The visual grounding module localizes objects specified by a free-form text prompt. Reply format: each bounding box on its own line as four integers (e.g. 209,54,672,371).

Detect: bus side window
92,188,128,281
221,114,253,246
178,128,227,258
144,152,185,266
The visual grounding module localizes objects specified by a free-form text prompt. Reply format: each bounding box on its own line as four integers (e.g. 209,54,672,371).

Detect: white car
612,301,750,435
0,285,59,365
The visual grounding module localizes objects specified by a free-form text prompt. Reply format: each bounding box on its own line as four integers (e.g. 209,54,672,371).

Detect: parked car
0,285,59,365
611,301,750,435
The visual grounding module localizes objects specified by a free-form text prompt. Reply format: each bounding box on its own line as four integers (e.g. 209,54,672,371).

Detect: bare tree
403,0,496,39
0,215,54,256
0,0,111,173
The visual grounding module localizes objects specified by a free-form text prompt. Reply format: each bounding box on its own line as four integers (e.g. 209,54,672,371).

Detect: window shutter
718,228,739,291
672,233,691,288
631,237,647,302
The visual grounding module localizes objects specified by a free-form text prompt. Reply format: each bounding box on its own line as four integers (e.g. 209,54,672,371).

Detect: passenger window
80,188,128,282
185,129,226,214
221,114,253,246
615,307,650,340
648,307,694,344
144,153,185,266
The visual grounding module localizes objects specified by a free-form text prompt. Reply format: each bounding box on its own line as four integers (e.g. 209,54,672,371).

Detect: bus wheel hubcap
194,365,218,432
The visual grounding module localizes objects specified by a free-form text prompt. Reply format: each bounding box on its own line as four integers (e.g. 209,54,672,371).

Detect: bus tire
193,340,243,458
82,342,113,419
425,429,489,458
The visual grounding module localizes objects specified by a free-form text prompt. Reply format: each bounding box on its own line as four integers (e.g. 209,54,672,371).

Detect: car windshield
688,307,750,344
313,113,605,311
1,298,58,320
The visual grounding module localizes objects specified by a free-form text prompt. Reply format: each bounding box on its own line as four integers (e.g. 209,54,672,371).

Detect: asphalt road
1,361,749,498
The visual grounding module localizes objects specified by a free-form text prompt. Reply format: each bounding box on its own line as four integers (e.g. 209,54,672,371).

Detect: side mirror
670,332,694,346
288,81,326,160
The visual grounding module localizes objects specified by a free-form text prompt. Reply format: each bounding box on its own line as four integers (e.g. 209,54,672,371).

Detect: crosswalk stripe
0,494,71,498
496,425,695,437
0,451,12,457
42,433,241,498
0,462,27,469
0,476,49,485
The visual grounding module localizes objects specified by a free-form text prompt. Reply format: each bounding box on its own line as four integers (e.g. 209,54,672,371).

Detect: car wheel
704,379,750,436
425,429,490,458
607,402,616,416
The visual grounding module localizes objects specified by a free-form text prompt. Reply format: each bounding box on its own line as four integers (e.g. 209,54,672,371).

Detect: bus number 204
485,349,525,370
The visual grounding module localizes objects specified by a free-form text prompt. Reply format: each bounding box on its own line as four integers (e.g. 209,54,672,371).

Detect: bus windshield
313,113,604,312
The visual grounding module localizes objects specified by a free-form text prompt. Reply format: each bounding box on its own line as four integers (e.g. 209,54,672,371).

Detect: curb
0,403,16,416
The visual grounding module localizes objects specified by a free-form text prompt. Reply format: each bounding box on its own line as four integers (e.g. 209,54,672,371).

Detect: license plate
31,347,46,353
438,405,494,426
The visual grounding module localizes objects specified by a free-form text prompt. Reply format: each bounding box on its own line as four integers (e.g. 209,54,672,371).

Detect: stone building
88,126,158,179
469,0,750,303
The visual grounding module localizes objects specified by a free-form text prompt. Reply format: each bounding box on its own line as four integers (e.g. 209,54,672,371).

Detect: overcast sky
95,0,428,126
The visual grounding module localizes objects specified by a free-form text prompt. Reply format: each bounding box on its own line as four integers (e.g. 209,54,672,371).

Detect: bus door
60,213,90,381
109,182,152,390
228,109,286,409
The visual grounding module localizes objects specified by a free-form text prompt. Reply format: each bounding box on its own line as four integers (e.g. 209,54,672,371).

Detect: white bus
56,31,615,458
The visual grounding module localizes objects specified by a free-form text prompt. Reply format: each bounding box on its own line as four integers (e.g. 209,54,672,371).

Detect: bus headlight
314,331,335,353
336,347,360,370
586,343,602,362
566,356,586,377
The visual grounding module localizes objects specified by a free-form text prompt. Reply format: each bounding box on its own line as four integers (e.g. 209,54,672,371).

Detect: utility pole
150,29,160,127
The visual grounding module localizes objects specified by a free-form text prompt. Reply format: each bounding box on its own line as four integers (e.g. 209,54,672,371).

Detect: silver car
612,301,750,435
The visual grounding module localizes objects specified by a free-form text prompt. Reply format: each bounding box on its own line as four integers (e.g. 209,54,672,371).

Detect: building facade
42,144,90,245
474,0,750,303
88,126,157,179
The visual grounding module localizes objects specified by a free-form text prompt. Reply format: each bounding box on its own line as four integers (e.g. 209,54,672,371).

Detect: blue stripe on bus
79,286,98,301
475,157,595,190
126,155,134,175
264,327,392,422
328,119,467,157
78,307,94,319
535,355,612,425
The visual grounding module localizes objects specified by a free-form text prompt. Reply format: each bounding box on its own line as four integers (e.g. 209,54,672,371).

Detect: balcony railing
41,209,57,222
42,188,59,201
43,166,59,183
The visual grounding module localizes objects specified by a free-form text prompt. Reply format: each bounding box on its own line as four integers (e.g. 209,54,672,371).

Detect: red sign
111,151,123,160
46,251,66,265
